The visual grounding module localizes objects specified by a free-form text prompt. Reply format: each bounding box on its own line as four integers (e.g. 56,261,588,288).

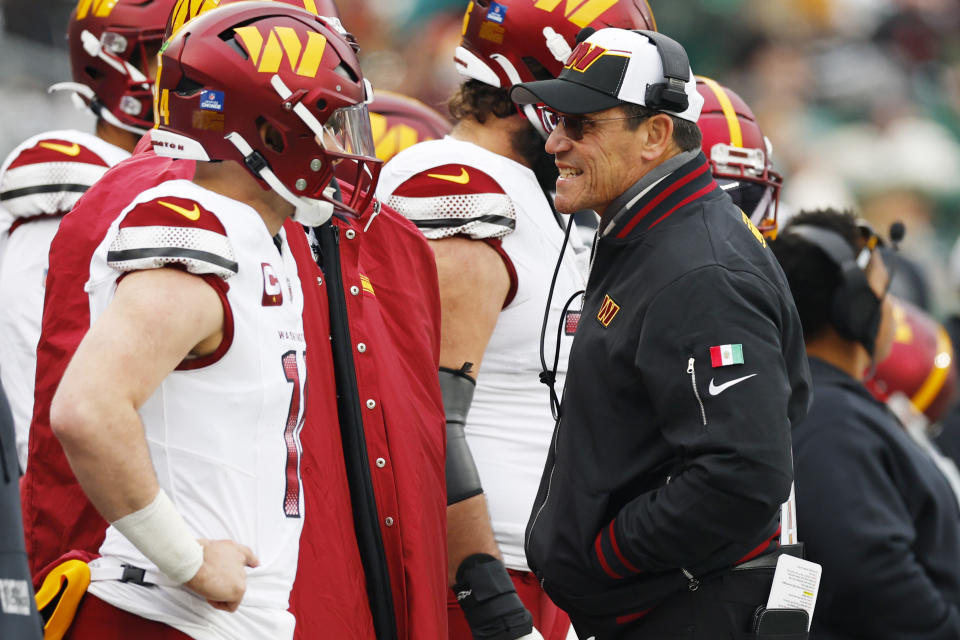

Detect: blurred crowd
1,0,960,637
4,0,960,313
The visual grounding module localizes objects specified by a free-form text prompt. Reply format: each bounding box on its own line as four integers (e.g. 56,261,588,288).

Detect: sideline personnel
511,28,811,638
377,2,654,638
773,210,960,638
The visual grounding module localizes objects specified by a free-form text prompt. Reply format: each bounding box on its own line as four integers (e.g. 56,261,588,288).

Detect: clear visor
321,103,377,160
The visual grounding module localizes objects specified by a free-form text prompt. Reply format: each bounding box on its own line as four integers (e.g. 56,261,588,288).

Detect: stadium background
1,0,959,314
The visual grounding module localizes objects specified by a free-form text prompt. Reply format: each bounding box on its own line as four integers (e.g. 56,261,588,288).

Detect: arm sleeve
602,266,795,574
795,425,960,639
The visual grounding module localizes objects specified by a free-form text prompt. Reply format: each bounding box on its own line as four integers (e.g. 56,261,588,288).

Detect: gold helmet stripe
912,325,954,412
698,75,742,148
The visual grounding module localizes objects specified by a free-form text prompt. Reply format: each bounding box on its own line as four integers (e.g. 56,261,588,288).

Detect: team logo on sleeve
262,262,284,306
158,199,201,221
426,167,470,184
596,294,620,327
38,141,81,156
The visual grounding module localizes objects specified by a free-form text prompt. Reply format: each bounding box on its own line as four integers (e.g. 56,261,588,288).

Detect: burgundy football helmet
368,91,452,162
866,297,958,424
455,0,655,133
165,0,342,40
696,76,782,239
152,2,380,224
57,0,176,134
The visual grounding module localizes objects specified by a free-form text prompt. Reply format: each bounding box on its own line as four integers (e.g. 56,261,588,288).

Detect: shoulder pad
107,196,238,279
0,136,115,219
383,164,516,240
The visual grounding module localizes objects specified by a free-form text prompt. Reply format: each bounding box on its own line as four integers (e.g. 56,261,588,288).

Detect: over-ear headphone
574,27,690,113
787,224,882,356
633,29,690,113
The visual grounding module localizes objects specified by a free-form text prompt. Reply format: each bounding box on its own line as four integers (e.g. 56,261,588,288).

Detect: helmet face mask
711,145,782,238
696,76,782,238
153,3,381,220
66,0,176,134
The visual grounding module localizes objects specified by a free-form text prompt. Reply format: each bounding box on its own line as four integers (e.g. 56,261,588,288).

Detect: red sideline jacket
21,144,446,639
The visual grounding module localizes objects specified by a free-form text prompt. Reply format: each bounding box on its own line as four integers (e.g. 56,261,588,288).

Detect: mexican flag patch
710,344,743,367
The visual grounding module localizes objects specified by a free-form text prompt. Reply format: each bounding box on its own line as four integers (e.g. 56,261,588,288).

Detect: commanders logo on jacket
596,294,620,327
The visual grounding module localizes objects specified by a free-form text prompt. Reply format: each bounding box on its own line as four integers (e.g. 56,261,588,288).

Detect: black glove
454,554,534,640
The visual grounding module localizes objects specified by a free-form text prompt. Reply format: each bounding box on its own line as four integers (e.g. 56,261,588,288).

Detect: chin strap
48,82,147,136
224,132,334,227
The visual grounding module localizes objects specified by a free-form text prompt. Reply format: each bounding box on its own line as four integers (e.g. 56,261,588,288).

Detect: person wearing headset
376,3,654,639
510,28,811,639
773,209,960,639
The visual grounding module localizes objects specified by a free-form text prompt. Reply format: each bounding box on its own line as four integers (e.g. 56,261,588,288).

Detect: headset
572,27,690,113
634,29,690,113
787,224,892,356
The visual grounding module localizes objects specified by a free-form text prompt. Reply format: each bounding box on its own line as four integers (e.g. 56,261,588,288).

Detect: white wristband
111,489,204,584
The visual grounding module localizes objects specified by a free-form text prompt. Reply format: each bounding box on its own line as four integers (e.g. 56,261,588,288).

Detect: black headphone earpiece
633,29,690,113
787,224,882,356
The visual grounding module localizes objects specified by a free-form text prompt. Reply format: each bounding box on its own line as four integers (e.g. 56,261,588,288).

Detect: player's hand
184,539,260,612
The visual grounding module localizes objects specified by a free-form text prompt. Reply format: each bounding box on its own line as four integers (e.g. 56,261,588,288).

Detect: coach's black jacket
525,151,811,622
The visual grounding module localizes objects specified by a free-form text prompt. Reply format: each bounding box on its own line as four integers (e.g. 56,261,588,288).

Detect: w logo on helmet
233,26,328,77
534,0,618,29
76,0,119,19
564,42,606,72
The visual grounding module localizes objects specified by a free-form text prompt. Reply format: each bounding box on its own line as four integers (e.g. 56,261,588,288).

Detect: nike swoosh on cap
708,373,757,396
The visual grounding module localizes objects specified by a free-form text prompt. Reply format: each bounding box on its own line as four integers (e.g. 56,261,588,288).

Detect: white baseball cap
510,28,703,122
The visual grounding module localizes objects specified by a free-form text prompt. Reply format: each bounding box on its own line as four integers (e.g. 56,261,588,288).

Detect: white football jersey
377,137,589,570
85,180,306,640
0,130,128,471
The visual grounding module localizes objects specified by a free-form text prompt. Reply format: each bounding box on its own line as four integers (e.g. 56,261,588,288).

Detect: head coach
511,28,812,639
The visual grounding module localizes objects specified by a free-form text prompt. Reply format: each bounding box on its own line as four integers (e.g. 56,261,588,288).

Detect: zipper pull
687,357,695,374
681,567,700,591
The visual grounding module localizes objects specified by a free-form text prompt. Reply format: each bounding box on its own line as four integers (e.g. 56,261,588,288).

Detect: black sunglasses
536,105,646,141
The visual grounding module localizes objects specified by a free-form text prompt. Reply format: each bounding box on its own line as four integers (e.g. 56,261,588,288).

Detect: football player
28,1,449,637
0,0,175,474
44,5,389,638
376,2,655,639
